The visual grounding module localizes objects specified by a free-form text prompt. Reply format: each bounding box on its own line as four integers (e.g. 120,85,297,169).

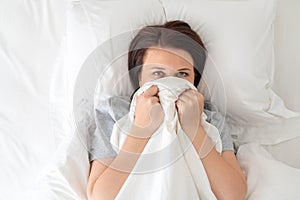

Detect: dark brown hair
128,20,207,89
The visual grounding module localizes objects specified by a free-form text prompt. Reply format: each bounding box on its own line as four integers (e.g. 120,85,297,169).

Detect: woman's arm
192,127,247,200
87,134,150,200
87,85,164,200
176,89,247,200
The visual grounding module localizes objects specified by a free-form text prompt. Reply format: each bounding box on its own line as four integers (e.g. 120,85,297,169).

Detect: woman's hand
133,85,164,138
176,89,204,140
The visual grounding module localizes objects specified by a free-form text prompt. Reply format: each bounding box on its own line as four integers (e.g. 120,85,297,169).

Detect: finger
144,85,159,97
182,88,194,94
184,89,198,98
175,99,184,113
178,88,196,99
150,104,164,122
187,89,202,98
177,92,190,103
148,96,160,104
196,91,204,102
183,89,201,103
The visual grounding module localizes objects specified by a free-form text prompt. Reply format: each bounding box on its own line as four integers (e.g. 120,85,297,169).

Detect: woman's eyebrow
147,65,192,71
178,67,192,71
148,66,167,70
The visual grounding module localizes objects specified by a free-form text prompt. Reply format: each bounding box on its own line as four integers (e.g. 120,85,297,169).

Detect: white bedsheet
0,0,67,199
111,77,221,200
237,143,300,199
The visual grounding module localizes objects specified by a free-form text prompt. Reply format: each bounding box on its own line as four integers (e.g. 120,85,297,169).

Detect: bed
1,0,300,199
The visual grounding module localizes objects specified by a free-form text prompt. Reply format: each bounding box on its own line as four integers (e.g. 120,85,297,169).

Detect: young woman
87,20,247,200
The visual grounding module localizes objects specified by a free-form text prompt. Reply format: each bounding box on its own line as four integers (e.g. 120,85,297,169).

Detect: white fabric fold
110,77,222,200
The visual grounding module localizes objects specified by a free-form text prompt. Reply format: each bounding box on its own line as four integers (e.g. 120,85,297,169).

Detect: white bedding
111,77,221,200
0,0,300,200
0,0,67,199
237,143,300,200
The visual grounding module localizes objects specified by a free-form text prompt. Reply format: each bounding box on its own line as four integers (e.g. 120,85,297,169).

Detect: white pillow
273,0,300,112
159,0,300,146
49,0,100,147
81,0,166,41
43,2,95,199
161,0,297,123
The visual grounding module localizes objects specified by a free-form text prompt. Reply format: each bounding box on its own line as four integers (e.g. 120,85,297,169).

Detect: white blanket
110,77,222,200
237,142,300,199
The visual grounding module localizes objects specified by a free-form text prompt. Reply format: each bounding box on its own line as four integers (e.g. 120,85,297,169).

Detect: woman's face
138,47,195,86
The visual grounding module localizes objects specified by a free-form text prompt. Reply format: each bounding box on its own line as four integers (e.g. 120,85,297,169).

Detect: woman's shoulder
109,96,131,106
95,96,131,121
203,100,219,112
204,101,234,151
203,101,224,121
203,101,226,132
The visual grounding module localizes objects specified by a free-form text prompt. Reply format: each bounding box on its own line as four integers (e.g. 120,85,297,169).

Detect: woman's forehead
143,47,194,67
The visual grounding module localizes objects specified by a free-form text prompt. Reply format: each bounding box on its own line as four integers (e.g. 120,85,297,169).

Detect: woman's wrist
113,132,149,173
121,126,150,153
191,125,216,159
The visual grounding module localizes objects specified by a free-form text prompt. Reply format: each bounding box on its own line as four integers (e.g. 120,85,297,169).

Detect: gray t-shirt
89,96,234,162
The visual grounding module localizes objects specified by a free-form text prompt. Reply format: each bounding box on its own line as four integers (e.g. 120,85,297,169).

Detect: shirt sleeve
203,102,234,152
88,96,131,162
89,99,117,162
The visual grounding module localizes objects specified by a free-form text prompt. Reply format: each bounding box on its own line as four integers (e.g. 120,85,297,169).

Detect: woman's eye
177,72,188,77
153,71,164,76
